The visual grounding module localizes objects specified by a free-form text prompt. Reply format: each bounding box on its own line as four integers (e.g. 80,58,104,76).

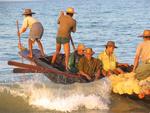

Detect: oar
16,20,22,48
13,68,39,73
8,60,80,78
70,35,76,51
16,20,26,51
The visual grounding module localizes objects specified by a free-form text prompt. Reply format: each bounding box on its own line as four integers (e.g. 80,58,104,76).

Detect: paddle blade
18,43,27,51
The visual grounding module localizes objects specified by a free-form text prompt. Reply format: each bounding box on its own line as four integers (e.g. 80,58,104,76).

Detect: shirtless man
133,30,150,80
51,7,76,70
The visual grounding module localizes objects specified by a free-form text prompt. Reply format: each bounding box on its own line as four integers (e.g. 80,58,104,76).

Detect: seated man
68,43,85,73
78,48,102,81
98,41,128,76
133,30,150,80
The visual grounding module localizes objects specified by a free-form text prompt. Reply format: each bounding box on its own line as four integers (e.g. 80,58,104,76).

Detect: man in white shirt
18,9,45,58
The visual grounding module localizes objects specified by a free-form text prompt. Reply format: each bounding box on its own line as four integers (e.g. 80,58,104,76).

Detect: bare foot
65,66,70,71
40,54,45,58
27,54,33,58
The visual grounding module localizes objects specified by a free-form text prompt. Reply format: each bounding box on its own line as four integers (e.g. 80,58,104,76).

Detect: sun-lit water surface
0,0,150,113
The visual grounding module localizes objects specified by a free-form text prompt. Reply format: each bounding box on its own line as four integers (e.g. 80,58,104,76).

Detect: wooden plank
8,60,43,70
13,68,39,73
8,60,80,78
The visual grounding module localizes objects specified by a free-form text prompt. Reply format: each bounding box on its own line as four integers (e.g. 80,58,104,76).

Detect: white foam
27,77,111,112
30,94,109,112
0,74,111,112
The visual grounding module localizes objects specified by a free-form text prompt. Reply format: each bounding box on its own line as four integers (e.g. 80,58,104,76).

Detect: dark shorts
56,37,70,44
135,63,150,80
29,22,44,41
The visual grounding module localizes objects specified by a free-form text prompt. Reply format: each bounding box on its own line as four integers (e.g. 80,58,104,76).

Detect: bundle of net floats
108,73,150,99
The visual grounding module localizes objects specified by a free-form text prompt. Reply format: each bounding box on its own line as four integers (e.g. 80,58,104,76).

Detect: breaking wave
0,73,111,112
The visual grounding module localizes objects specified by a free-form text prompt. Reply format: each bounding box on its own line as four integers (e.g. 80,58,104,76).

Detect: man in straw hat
18,9,45,58
51,7,76,70
78,48,102,81
68,43,85,73
133,30,150,80
98,41,128,76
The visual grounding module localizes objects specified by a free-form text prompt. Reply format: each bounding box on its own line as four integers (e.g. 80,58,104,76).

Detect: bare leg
36,40,45,56
114,68,124,74
63,42,70,70
28,39,34,58
51,43,61,64
117,68,124,74
107,70,114,76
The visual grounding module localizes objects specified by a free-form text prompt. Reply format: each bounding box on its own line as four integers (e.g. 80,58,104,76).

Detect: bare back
57,14,76,38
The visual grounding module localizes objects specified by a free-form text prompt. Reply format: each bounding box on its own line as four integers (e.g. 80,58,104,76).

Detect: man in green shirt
78,48,102,81
68,44,85,73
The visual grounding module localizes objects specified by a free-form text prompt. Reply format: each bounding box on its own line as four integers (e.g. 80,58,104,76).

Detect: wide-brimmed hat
138,30,150,37
84,48,95,55
105,41,118,48
66,7,76,14
22,9,36,15
77,43,85,51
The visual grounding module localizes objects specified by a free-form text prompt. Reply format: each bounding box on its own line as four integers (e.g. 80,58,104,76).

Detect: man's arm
132,43,142,72
117,62,129,67
79,71,92,80
133,55,140,72
19,27,26,34
72,20,76,33
95,69,100,80
57,11,64,24
95,59,102,79
78,58,91,80
18,19,27,36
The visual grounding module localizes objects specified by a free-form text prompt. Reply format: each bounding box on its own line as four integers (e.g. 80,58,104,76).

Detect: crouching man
98,41,128,76
78,48,102,81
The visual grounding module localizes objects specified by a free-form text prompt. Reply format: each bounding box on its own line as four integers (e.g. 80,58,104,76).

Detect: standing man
51,7,76,70
133,30,150,80
18,9,45,58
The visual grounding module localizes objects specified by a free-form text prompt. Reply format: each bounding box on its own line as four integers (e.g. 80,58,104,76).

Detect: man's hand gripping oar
59,10,76,51
16,20,26,51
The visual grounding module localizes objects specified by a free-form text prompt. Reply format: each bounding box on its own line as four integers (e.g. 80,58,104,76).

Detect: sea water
0,0,150,113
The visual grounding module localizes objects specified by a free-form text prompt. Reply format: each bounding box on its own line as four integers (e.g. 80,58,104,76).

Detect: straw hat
138,30,150,37
22,9,35,15
105,41,118,48
66,7,76,14
84,48,95,55
77,43,85,51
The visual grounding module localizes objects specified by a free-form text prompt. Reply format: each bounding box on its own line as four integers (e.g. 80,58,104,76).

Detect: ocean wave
0,74,111,112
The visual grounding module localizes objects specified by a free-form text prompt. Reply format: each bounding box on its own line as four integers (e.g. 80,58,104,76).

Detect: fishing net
108,73,150,96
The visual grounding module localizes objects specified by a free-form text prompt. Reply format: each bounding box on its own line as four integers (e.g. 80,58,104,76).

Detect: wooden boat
7,49,134,85
8,49,150,101
8,49,89,84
